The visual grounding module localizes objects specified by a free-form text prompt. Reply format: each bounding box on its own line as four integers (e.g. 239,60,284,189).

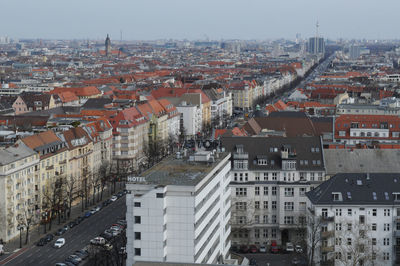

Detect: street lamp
17,224,24,249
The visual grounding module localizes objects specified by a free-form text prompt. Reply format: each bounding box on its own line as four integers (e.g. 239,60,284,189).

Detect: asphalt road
3,196,126,266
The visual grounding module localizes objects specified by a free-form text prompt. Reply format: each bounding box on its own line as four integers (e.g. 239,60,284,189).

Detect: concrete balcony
59,159,67,164
321,216,334,223
321,245,334,253
321,230,334,239
233,153,248,159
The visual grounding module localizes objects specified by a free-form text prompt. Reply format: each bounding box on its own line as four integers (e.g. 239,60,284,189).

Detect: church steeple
105,34,111,57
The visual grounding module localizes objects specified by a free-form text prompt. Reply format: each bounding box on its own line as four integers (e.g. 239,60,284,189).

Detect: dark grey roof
221,136,325,171
268,111,308,118
81,98,113,110
307,173,400,205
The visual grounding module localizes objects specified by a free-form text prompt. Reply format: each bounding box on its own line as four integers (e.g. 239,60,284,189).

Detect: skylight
372,192,377,200
384,192,389,200
347,192,352,199
356,180,362,186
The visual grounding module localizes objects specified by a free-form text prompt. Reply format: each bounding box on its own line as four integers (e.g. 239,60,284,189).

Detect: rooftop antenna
316,20,319,38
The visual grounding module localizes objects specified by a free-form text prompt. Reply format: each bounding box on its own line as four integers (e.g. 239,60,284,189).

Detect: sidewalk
3,186,118,254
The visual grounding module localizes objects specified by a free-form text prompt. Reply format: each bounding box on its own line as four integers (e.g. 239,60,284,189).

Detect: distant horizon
2,0,400,41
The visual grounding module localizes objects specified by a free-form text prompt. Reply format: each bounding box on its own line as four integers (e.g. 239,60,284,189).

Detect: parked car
76,216,84,223
101,231,113,240
95,206,101,212
54,238,66,248
0,244,4,255
295,245,303,253
117,192,124,198
117,220,127,226
104,229,119,237
55,263,68,266
64,256,80,265
270,241,279,254
239,245,249,253
89,209,97,215
286,242,294,253
119,247,127,259
68,221,77,228
56,228,66,236
84,211,92,218
37,238,47,246
74,249,89,260
44,234,54,243
110,196,118,202
63,225,69,231
90,237,105,245
249,245,258,253
259,245,267,253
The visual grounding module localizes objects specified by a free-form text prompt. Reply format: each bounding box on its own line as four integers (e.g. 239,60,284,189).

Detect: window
322,208,328,217
284,188,294,197
263,172,268,181
384,223,390,231
372,238,376,245
156,193,164,198
263,228,268,238
347,238,352,245
134,202,141,207
255,173,260,181
347,209,352,215
255,201,260,209
300,187,306,196
347,223,352,231
263,215,268,224
272,187,277,196
284,202,294,211
135,248,141,256
255,186,260,195
384,208,390,216
359,215,365,224
272,201,277,210
272,215,277,223
263,201,268,209
236,188,247,196
134,216,141,224
255,215,260,224
284,216,294,224
335,209,342,216
237,216,247,224
236,202,247,210
372,208,377,216
134,232,141,240
335,252,342,260
335,237,342,245
383,238,390,246
347,252,351,260
263,187,268,195
271,229,277,238
272,172,278,180
371,223,377,231
383,252,390,261
254,229,260,238
335,223,342,231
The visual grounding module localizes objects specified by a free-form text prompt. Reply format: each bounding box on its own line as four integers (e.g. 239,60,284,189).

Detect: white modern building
176,101,202,136
222,136,326,248
306,173,400,266
126,151,232,265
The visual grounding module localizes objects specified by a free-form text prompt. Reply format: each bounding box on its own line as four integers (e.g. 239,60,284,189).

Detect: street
0,196,126,266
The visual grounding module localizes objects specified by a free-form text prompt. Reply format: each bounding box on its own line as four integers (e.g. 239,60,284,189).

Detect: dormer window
393,193,400,201
258,159,267,165
332,192,342,201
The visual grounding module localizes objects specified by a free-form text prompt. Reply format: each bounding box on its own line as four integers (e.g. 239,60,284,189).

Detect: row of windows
235,172,323,182
236,187,307,197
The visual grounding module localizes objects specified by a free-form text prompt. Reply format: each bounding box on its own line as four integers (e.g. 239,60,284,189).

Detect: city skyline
2,0,400,40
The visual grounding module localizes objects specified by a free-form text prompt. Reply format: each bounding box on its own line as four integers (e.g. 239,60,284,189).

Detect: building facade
222,136,326,247
306,173,400,266
126,151,231,265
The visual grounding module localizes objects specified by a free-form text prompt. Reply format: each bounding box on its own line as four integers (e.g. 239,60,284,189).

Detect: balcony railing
321,230,334,239
233,153,248,159
321,246,334,253
321,216,334,222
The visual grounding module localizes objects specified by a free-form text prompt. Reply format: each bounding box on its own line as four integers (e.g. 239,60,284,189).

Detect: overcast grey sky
1,0,399,40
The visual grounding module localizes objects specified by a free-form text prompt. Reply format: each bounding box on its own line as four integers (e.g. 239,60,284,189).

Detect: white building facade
126,151,232,265
306,173,400,266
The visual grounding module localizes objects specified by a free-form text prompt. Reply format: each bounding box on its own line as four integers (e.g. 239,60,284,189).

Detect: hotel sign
127,176,146,183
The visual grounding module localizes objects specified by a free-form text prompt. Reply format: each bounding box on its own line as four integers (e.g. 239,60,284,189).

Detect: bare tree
306,210,326,266
17,205,38,244
89,172,101,205
64,175,77,218
42,178,63,230
99,160,111,201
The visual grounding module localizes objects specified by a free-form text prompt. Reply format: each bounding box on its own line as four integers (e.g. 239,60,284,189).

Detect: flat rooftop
131,151,230,186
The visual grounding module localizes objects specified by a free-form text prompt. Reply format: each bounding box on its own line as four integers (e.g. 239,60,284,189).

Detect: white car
259,245,266,253
54,238,65,248
295,245,303,253
286,242,294,252
90,237,106,245
110,196,118,202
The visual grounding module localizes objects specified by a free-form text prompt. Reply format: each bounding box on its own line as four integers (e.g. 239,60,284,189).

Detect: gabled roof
61,127,91,149
51,86,101,97
22,130,63,150
307,173,400,205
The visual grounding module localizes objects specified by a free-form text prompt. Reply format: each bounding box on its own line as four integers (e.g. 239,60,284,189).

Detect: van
0,244,4,255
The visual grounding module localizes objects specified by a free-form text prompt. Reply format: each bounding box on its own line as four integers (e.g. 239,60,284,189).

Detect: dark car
239,245,249,253
249,245,258,253
84,211,92,218
36,238,47,246
56,228,66,236
117,220,127,227
249,258,257,266
68,221,77,228
117,192,124,198
74,249,89,260
64,256,80,265
76,216,84,223
100,232,113,241
45,234,54,242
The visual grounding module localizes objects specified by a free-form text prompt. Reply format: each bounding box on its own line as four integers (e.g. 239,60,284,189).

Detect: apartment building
0,142,40,242
126,151,231,265
109,107,149,171
306,173,400,266
336,104,400,116
221,136,326,247
334,114,400,145
176,101,202,137
21,130,69,204
158,99,180,141
229,81,255,112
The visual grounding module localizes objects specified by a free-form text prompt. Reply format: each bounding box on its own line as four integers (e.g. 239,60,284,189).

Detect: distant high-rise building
307,37,325,55
105,34,111,57
349,45,361,60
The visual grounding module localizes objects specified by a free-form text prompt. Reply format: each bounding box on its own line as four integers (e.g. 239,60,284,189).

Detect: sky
1,0,399,41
